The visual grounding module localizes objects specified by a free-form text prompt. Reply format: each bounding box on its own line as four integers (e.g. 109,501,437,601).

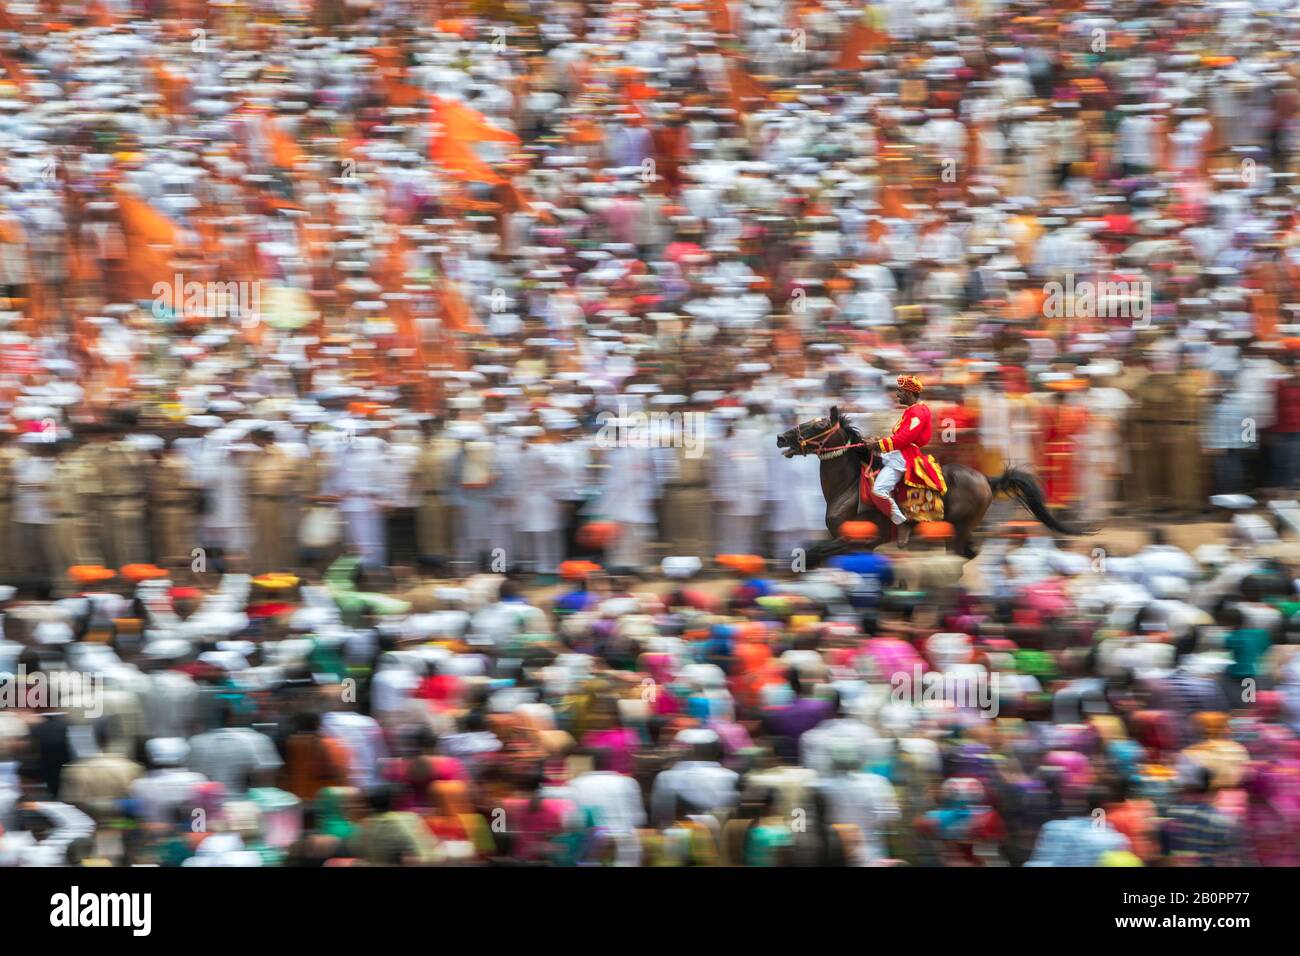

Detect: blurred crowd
0,0,1299,866
3,522,1300,867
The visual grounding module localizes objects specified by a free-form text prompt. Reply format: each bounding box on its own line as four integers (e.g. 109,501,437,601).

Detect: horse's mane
835,413,872,466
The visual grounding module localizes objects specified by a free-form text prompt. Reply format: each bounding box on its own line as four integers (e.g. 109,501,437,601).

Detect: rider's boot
895,522,911,549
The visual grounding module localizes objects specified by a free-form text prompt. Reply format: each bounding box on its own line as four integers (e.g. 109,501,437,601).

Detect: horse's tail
988,467,1081,535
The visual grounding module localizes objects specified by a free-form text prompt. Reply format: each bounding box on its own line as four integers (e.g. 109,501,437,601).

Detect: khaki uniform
248,444,299,572
661,449,712,557
1164,376,1207,511
97,439,149,568
0,445,23,580
60,753,144,820
1126,372,1164,511
149,449,199,570
300,443,332,499
1129,372,1205,512
415,436,459,561
60,445,106,568
49,452,99,595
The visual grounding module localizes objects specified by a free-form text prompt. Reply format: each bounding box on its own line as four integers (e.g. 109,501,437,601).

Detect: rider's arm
878,406,927,453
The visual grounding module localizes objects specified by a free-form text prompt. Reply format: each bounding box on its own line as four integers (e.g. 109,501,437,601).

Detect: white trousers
773,529,817,563
344,506,387,568
716,513,759,556
457,495,495,568
872,450,908,525
519,530,562,574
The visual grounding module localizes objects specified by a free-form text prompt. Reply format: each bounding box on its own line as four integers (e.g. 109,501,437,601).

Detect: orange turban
897,374,923,394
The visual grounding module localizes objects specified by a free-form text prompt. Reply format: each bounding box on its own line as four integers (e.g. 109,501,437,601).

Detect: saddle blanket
860,464,945,522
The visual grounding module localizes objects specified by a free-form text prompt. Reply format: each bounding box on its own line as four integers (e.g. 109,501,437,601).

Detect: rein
797,422,874,459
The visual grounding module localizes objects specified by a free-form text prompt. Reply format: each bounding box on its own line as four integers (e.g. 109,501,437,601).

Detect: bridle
795,421,873,459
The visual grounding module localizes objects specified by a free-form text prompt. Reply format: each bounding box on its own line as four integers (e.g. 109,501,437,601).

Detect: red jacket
877,402,947,493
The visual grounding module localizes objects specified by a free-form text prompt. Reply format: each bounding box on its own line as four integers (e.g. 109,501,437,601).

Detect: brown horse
775,406,1078,565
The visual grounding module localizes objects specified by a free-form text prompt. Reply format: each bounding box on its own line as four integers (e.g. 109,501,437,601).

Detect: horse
775,406,1079,565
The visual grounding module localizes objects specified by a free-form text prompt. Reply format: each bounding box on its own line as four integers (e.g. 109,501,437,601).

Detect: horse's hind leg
947,515,979,559
806,536,856,568
954,526,978,560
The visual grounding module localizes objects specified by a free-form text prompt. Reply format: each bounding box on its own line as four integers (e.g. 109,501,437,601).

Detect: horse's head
776,406,844,458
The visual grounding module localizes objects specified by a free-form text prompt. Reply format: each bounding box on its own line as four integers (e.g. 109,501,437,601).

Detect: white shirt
650,761,739,822
371,663,420,716
559,771,646,831
815,771,900,865
382,440,421,508
13,454,54,525
321,712,388,789
128,768,208,824
799,718,887,775
187,726,283,794
0,802,94,866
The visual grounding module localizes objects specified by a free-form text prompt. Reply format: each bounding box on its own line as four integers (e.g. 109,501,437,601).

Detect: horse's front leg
807,487,870,567
824,486,863,538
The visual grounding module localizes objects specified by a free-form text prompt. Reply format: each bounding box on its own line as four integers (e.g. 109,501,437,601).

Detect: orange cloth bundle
69,565,115,585
916,521,955,540
559,560,602,581
839,521,879,542
716,554,766,575
121,564,167,582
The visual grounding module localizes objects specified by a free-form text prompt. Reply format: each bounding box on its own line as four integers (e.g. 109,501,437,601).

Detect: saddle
860,454,945,522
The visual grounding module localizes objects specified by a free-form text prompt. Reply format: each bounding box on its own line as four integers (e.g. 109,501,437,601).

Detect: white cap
661,556,702,579
146,737,190,768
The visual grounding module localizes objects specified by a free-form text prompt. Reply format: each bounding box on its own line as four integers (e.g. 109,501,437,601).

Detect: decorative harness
797,422,873,460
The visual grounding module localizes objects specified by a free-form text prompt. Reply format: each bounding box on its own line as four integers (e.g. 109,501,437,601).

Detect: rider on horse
866,374,946,549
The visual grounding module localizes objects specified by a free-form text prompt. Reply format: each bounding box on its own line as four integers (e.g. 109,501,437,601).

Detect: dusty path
518,517,1241,605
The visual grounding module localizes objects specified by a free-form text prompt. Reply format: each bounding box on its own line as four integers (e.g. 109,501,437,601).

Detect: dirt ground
523,513,1241,604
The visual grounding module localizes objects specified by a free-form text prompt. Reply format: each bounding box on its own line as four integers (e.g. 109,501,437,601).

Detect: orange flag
879,182,910,219
723,53,766,116
86,0,114,27
838,21,885,69
437,277,481,333
428,96,520,184
431,138,505,185
115,190,181,301
371,45,424,108
706,0,733,35
430,96,521,145
150,59,189,116
264,116,304,170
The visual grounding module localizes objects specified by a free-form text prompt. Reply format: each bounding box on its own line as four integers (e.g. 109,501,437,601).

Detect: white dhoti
518,530,562,574
610,521,652,568
716,513,759,555
343,505,387,569
872,450,908,525
773,529,817,562
457,492,495,570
